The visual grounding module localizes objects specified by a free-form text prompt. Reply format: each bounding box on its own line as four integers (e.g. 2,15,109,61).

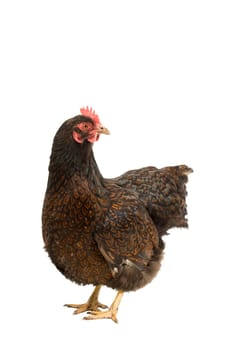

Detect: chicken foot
83,290,123,323
64,285,107,315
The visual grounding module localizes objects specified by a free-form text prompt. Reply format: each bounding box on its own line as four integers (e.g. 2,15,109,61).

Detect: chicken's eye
83,123,88,129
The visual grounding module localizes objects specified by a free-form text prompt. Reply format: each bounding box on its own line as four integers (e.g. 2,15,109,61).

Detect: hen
42,107,192,322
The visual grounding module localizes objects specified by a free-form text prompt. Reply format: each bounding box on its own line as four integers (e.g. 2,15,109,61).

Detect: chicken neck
47,139,107,196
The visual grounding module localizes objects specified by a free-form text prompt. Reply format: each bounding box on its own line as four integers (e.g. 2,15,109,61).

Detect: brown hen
42,107,192,322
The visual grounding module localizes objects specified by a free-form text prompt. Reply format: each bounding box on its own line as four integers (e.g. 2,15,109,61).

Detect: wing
94,191,161,291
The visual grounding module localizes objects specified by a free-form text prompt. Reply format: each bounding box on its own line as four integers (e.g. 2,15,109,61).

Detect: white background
0,0,233,349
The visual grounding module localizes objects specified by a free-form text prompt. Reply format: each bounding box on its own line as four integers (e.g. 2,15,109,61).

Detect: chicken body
42,110,192,322
42,162,163,292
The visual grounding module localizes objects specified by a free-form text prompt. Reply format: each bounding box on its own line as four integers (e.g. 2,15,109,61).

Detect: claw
83,309,118,323
64,287,124,323
83,290,123,323
64,285,107,315
64,301,108,313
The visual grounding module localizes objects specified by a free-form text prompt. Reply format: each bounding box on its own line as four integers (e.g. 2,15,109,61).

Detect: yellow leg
83,290,124,323
64,285,108,315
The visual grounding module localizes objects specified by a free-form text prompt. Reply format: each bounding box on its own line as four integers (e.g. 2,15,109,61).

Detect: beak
97,125,110,135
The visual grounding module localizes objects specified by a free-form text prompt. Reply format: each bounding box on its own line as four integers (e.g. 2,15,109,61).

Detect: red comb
80,106,100,125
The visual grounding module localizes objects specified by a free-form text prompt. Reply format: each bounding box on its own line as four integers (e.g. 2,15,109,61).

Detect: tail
112,164,193,236
148,165,193,236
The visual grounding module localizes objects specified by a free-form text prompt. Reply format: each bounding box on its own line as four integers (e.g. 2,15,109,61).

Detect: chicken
42,107,192,322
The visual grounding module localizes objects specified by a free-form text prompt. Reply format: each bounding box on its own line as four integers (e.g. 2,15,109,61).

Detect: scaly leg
84,290,124,323
64,285,107,315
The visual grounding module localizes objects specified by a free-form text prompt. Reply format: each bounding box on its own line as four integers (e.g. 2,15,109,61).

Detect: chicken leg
83,290,123,323
64,285,108,315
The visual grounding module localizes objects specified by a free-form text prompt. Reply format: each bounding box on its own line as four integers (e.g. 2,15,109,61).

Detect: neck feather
46,140,105,194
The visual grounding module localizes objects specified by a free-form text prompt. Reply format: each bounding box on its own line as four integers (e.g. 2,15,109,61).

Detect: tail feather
148,165,193,235
113,164,193,236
